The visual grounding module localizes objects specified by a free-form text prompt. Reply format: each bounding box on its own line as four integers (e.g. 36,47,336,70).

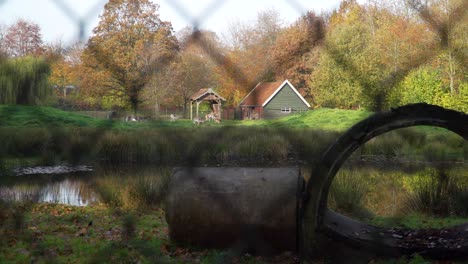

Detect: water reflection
0,166,171,207
12,165,93,176
0,177,97,206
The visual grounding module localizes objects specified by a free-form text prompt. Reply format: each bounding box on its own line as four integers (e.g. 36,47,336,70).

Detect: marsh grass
357,128,464,161
0,127,365,168
328,169,373,220
330,164,468,223
329,167,407,219
404,167,468,217
1,105,464,169
3,127,463,170
127,172,171,209
92,168,171,209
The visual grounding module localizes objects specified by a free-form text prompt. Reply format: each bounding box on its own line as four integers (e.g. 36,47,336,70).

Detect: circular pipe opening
302,103,468,259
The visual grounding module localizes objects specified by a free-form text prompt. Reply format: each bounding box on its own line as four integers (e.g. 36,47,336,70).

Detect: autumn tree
141,66,172,117
309,0,440,110
218,8,283,105
178,54,217,114
426,0,467,95
141,28,221,116
271,11,324,94
0,23,7,57
310,1,371,109
83,0,178,113
3,19,44,57
142,52,217,117
41,40,83,102
386,0,468,112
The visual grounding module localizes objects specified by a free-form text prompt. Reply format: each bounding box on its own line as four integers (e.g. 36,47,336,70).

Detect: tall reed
92,168,171,209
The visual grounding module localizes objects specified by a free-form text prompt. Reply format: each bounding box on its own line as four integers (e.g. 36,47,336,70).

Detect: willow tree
0,56,50,105
83,0,178,113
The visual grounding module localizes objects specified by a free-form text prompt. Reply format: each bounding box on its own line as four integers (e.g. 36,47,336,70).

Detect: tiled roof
189,88,226,101
238,81,283,106
189,88,209,100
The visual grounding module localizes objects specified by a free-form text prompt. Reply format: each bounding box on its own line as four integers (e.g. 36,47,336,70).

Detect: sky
0,0,343,44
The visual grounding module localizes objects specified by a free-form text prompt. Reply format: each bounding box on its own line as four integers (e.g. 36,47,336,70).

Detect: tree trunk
447,50,456,95
153,97,160,119
183,99,188,118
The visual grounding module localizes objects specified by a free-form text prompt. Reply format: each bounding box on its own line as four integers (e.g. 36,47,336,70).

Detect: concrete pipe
165,167,304,253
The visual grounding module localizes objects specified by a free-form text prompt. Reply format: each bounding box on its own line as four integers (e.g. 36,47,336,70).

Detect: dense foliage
81,0,178,112
0,56,51,105
0,0,466,113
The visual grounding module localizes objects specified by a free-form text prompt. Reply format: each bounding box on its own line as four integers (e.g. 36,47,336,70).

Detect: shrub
328,170,373,220
127,171,171,209
92,168,171,210
405,168,468,217
0,56,51,105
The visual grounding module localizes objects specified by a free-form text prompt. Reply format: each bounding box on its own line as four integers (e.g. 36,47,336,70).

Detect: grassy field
0,105,372,130
1,104,464,165
0,105,194,129
1,105,458,135
1,202,466,264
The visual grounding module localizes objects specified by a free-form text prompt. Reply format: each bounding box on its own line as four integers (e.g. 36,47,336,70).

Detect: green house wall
263,83,309,119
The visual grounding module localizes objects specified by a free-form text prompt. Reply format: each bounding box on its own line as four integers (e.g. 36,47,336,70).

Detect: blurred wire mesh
0,0,466,262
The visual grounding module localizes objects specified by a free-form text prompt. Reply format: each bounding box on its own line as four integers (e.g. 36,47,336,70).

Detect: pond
0,170,97,206
0,160,466,220
0,166,171,207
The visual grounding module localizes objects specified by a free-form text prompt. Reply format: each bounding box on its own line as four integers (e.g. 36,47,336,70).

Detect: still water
0,166,170,206
0,169,97,206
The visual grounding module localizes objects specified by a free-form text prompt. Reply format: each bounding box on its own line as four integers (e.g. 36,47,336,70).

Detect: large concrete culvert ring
301,103,468,260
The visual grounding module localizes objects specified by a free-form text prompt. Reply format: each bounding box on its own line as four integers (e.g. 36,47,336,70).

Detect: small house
238,80,310,120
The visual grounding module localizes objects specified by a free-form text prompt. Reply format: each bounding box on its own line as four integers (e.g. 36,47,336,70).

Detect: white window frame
281,107,292,113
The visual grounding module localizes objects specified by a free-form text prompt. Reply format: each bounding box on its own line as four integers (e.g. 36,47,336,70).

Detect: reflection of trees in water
0,167,170,207
0,179,97,206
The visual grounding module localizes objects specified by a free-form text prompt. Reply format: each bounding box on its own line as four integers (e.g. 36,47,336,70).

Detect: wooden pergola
189,88,226,120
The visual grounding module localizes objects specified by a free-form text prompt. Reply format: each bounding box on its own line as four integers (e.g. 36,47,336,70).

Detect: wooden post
196,101,200,118
190,101,193,120
219,100,222,120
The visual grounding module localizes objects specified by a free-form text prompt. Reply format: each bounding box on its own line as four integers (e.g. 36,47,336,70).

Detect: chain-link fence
0,0,467,262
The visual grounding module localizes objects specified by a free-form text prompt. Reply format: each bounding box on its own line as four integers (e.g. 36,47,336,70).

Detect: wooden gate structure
189,88,226,121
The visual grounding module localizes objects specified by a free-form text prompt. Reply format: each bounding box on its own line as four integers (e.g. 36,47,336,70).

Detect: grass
0,127,342,169
0,105,374,130
92,168,171,210
1,202,465,263
0,202,299,264
1,104,463,134
370,213,468,229
328,169,373,220
0,105,104,127
404,167,468,217
329,166,468,223
0,105,195,129
1,105,463,168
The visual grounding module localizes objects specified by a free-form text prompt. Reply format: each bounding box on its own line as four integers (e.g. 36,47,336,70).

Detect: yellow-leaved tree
82,0,178,113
